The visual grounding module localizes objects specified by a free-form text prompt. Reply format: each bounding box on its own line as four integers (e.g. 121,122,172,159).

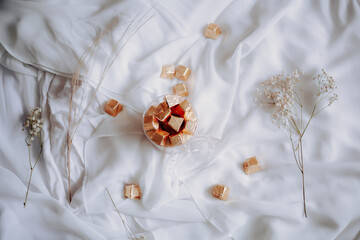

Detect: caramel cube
124,184,141,199
165,95,182,108
212,184,229,200
171,105,185,117
155,102,168,115
182,120,196,135
156,107,171,122
173,83,188,97
165,138,173,147
171,100,192,117
243,156,261,175
175,65,191,81
160,64,175,79
146,130,156,139
184,108,196,121
179,100,192,114
169,134,184,146
105,99,123,117
204,23,222,40
145,105,156,116
181,133,192,144
152,130,170,146
143,115,159,132
168,115,184,132
154,102,171,122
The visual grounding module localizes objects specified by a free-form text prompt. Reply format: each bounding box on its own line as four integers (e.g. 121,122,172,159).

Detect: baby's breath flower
23,107,44,207
315,69,337,94
256,70,300,128
255,69,338,218
23,107,43,146
329,93,338,105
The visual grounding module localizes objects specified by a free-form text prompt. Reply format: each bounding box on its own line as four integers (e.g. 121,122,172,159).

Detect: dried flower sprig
255,69,338,217
106,188,146,240
22,107,44,207
66,6,154,202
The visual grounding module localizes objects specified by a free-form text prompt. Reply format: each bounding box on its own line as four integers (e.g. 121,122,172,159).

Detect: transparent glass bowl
142,94,198,150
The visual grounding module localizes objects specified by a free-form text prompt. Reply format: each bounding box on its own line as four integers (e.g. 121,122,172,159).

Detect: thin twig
66,8,154,203
300,104,303,132
24,142,43,207
28,144,32,168
300,138,307,217
289,137,302,171
24,168,33,207
314,104,330,117
302,171,307,217
105,188,140,239
301,105,316,137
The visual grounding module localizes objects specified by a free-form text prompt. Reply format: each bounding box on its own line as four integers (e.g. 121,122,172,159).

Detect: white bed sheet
1,0,360,239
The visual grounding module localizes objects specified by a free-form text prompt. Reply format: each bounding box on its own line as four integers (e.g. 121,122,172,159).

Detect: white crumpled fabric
1,0,360,239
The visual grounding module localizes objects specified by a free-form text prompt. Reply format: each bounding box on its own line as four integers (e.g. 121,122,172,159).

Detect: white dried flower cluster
256,69,338,217
23,107,44,145
255,70,300,128
314,69,338,105
256,69,338,129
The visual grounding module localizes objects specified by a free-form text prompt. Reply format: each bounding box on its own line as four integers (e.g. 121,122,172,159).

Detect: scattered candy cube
105,99,123,117
212,184,229,200
175,65,191,81
124,184,141,199
204,23,222,40
160,64,175,79
243,156,261,175
173,82,189,97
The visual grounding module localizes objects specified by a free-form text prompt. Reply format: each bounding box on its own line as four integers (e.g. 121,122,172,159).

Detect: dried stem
301,167,307,217
105,188,144,240
66,6,153,202
66,133,72,202
299,137,307,217
256,69,337,218
291,92,322,217
24,130,43,208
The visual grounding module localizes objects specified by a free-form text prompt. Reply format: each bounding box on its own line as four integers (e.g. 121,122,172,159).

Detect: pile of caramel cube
143,95,197,147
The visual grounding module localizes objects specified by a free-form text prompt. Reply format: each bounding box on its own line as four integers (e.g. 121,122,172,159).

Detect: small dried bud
23,107,44,144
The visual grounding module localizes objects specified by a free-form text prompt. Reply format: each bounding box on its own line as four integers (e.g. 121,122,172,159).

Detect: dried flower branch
66,6,154,202
22,107,44,207
106,188,145,240
255,69,338,217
